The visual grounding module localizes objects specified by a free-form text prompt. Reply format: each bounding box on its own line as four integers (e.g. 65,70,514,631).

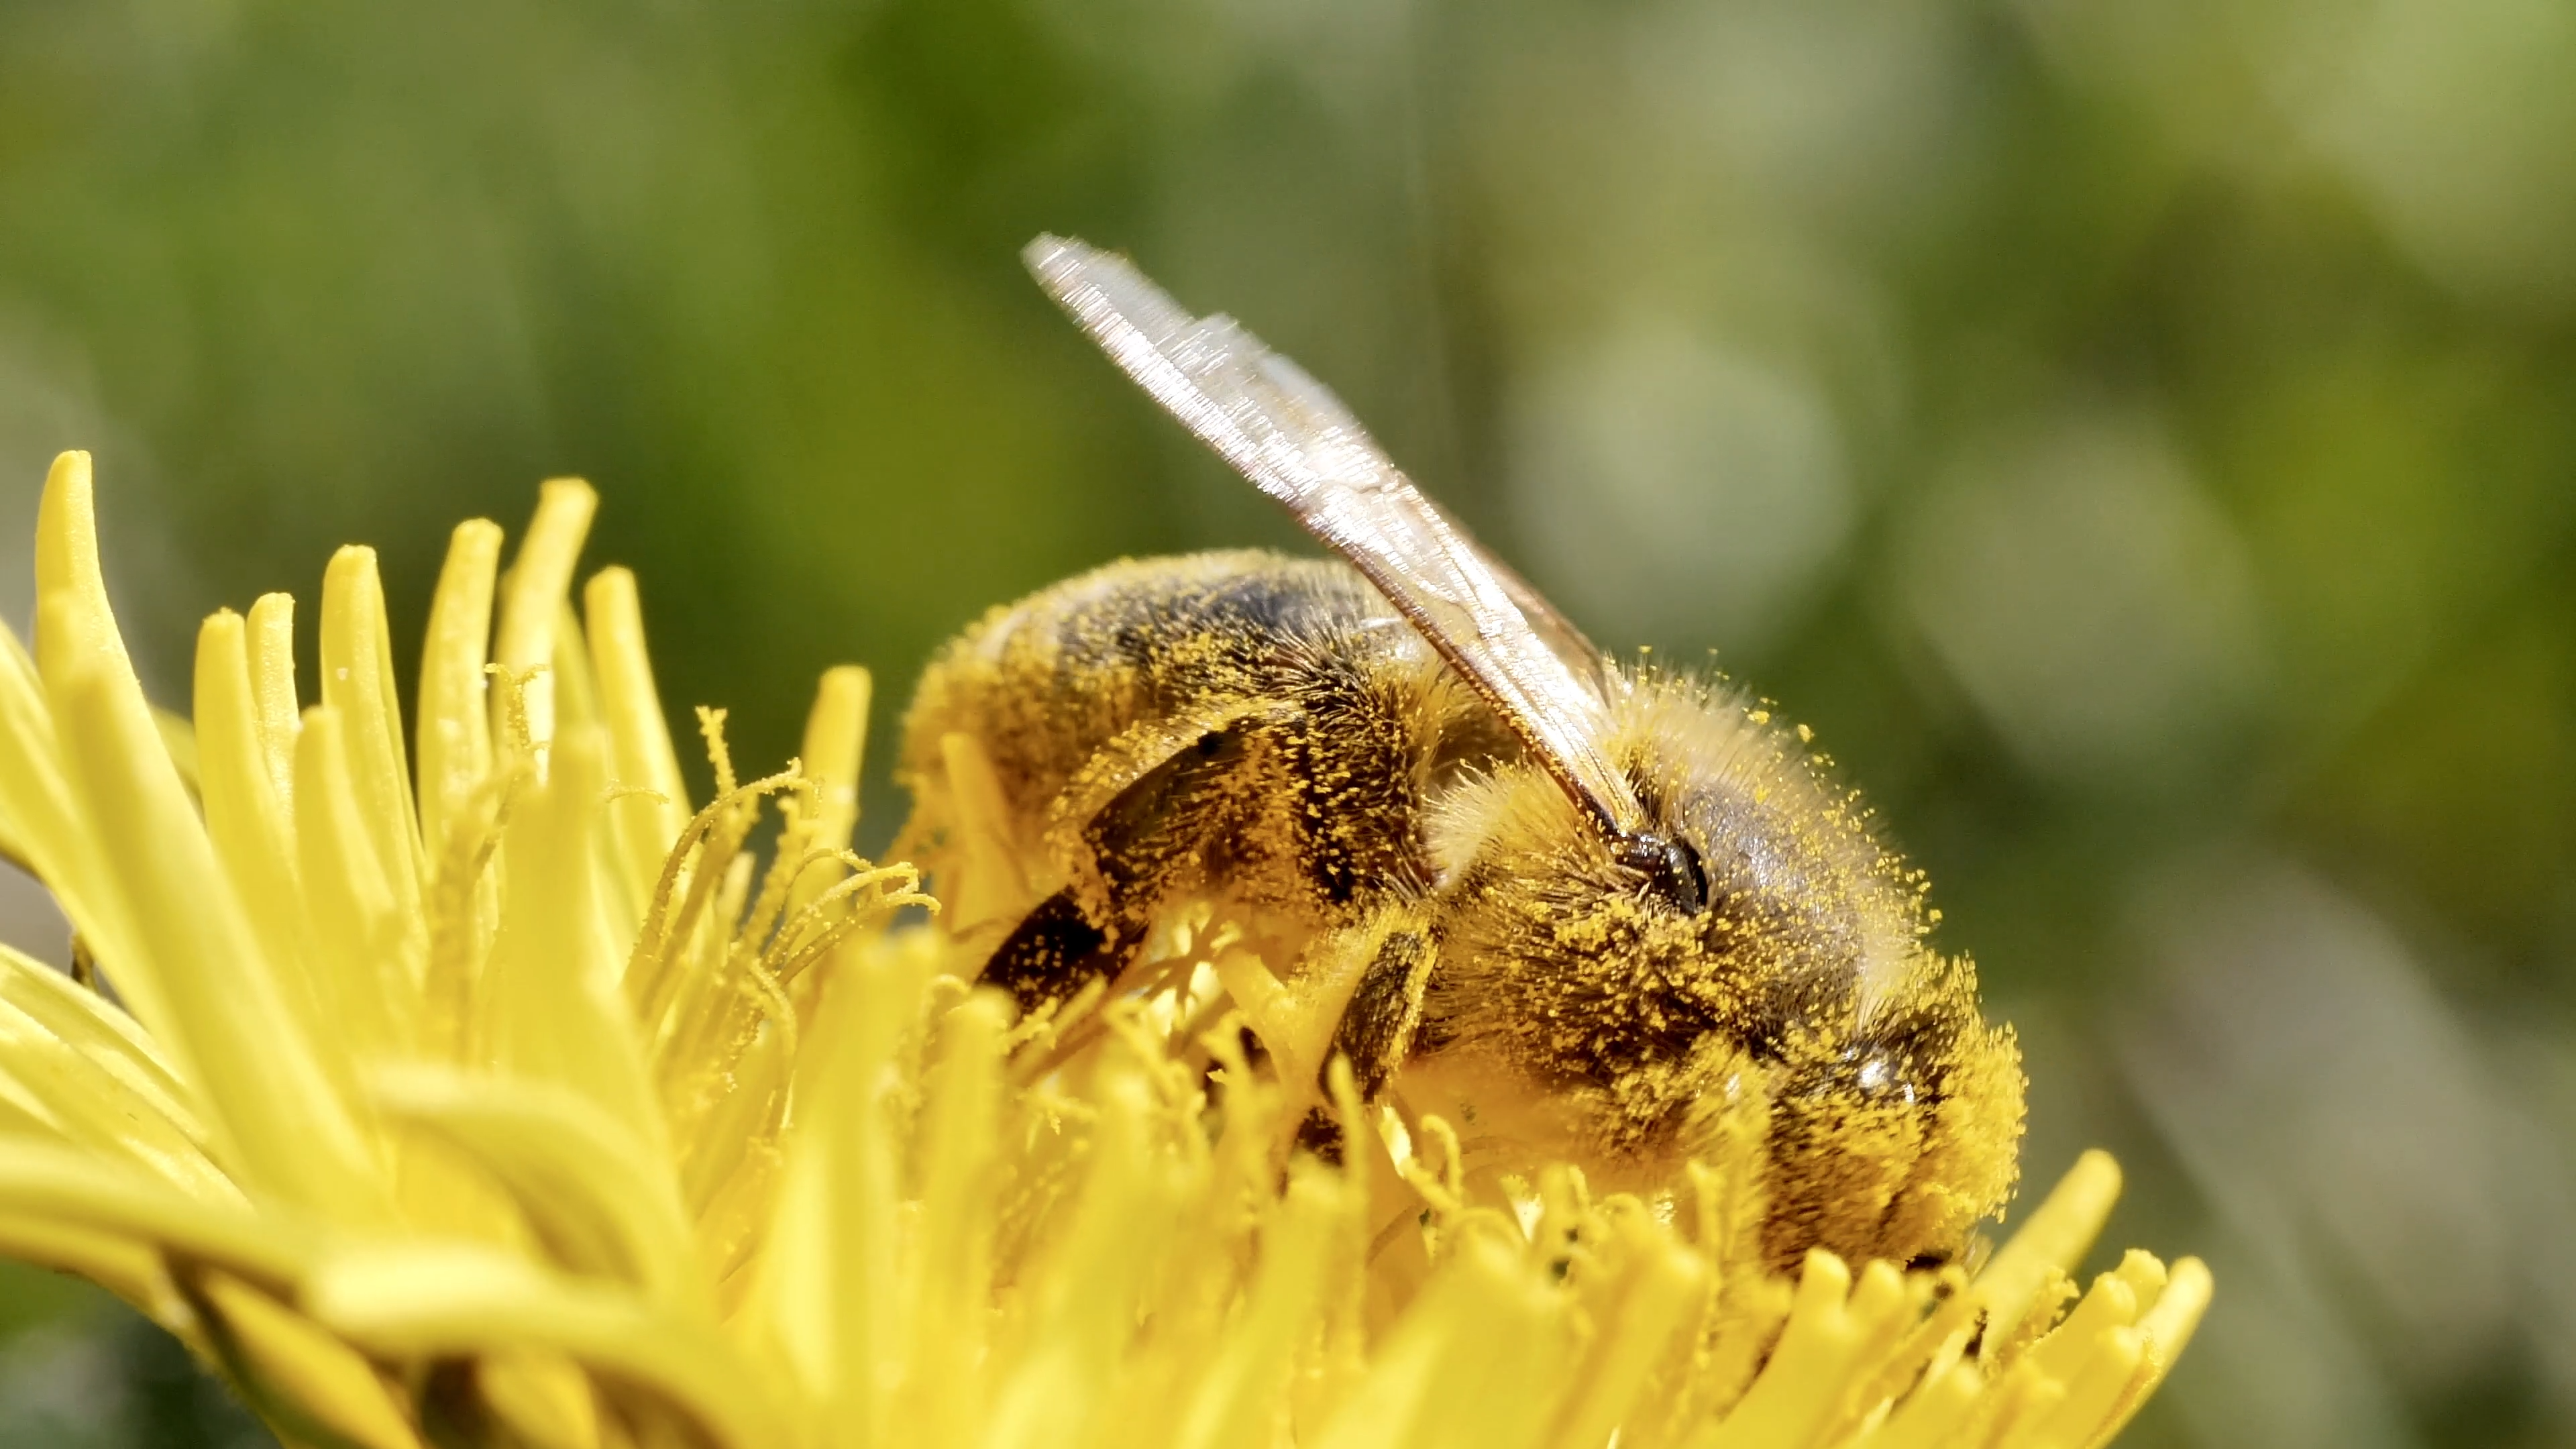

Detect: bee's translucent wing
1026,234,1643,837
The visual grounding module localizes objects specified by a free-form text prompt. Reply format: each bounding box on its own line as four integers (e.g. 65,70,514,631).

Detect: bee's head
1414,670,2024,1269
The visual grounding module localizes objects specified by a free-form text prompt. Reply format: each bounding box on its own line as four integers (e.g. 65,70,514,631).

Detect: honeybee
896,236,2023,1269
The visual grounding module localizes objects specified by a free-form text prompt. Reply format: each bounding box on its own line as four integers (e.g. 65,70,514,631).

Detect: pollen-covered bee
897,236,2024,1270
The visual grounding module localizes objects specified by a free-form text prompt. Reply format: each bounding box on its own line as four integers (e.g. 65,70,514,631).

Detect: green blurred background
3,0,2574,1444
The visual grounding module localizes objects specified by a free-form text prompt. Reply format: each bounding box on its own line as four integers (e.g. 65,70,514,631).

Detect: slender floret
0,452,2206,1448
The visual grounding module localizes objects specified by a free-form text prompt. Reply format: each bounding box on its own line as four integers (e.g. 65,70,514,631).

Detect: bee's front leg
980,717,1276,1015
977,889,1138,1014
1295,916,1436,1162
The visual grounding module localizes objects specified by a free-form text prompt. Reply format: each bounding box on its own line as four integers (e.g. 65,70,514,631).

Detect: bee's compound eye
1616,830,1708,915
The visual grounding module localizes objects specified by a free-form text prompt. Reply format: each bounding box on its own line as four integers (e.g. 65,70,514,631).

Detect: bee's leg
979,888,1141,1014
979,720,1271,1016
1296,922,1436,1163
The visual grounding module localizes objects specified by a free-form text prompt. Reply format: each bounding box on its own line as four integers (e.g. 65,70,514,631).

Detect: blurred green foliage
2,0,2573,1446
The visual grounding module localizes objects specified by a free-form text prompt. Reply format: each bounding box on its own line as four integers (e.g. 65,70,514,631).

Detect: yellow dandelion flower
0,450,2208,1449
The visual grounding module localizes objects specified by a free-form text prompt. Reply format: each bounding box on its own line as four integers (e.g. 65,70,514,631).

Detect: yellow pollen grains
0,451,2206,1449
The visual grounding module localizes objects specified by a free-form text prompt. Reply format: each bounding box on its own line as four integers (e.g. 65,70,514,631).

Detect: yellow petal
23,455,185,1028
51,655,380,1218
1849,1359,1982,1449
193,1268,423,1449
32,452,144,699
2006,1327,2143,1449
550,601,606,746
0,985,227,1196
415,522,506,1058
0,621,39,712
546,600,641,953
676,1022,784,1222
493,479,598,763
937,730,1037,932
150,708,199,797
790,666,871,902
582,567,692,913
1700,1253,1913,1449
1543,1231,1706,1449
26,455,188,1026
0,937,198,1142
320,547,424,918
369,1063,700,1309
1311,1233,1568,1449
1171,1167,1341,1449
2025,1263,2141,1392
246,593,302,811
1978,1149,2121,1362
296,705,413,1058
2084,1257,2212,1448
417,521,502,861
0,621,156,1057
890,989,1010,1442
310,1242,786,1449
747,934,926,1435
0,1138,310,1287
982,1069,1185,1449
483,725,663,1155
195,611,341,1088
2139,1256,2213,1362
0,1208,172,1318
475,1353,602,1449
0,631,49,871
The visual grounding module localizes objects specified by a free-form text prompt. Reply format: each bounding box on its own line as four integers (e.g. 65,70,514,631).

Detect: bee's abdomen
898,551,1450,918
905,553,1366,797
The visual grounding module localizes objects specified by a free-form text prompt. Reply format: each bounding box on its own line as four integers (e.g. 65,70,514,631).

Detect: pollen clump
0,452,2205,1448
